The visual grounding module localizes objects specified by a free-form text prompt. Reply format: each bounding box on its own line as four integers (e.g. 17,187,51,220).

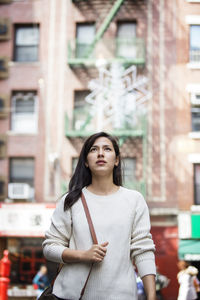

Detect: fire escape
66,0,147,196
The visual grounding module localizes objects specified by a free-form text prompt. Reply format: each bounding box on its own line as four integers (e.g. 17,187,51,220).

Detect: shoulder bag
38,192,98,300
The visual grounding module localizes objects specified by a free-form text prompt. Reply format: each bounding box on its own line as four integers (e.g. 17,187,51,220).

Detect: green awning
179,239,200,261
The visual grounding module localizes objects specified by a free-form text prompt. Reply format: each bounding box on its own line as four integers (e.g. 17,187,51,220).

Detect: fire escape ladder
86,0,125,57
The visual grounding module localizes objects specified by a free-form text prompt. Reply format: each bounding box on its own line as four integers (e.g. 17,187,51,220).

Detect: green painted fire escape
66,0,148,197
85,0,125,57
68,0,145,66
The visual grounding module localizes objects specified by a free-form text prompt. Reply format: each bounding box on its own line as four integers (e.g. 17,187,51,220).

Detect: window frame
9,157,35,188
13,24,40,62
75,22,95,58
189,24,200,63
10,91,38,134
191,104,200,132
116,21,137,59
122,157,136,186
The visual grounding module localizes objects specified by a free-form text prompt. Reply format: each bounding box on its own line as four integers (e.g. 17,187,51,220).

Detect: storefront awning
179,239,200,261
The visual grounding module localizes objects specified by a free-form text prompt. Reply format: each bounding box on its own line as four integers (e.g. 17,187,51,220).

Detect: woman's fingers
95,248,106,257
101,241,109,247
87,242,109,262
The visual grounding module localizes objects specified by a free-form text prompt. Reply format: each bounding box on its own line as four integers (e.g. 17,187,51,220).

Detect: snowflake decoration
85,62,151,131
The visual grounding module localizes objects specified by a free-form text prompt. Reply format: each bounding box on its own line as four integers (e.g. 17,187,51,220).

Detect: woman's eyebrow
91,144,112,148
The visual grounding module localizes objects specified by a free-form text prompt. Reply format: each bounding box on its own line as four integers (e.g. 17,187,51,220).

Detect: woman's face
177,260,187,270
86,137,119,177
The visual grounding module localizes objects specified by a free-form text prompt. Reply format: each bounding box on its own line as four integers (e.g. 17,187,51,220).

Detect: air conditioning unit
0,18,11,40
8,183,32,200
0,0,12,4
0,95,8,118
191,93,200,105
0,57,9,79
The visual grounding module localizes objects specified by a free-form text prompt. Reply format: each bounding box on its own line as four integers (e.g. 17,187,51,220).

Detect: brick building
0,0,200,299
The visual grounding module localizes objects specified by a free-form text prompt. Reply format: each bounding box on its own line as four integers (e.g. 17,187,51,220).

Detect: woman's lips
96,160,106,165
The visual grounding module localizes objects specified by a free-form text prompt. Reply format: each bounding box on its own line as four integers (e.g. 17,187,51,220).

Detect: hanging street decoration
85,62,151,131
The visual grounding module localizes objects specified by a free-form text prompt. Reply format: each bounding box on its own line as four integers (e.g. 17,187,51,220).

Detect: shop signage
0,203,56,237
178,212,200,239
184,254,200,261
178,213,191,238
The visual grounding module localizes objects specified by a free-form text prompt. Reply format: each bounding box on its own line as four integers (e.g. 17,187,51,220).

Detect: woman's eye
105,147,111,151
90,148,96,152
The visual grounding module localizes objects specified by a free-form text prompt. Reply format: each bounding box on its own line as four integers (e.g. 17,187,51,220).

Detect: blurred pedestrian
33,265,49,299
135,269,146,300
177,260,198,300
155,266,170,300
43,132,157,300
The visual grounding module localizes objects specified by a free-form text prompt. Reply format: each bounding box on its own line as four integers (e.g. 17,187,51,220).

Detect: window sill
186,0,200,2
7,131,38,136
187,62,200,69
189,132,200,139
9,61,40,67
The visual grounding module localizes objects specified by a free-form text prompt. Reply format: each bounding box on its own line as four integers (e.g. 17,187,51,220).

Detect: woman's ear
115,156,119,167
85,162,88,168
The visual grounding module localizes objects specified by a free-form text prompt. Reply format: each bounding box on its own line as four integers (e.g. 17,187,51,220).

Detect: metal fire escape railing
66,0,148,196
68,38,145,67
85,0,125,57
68,0,146,67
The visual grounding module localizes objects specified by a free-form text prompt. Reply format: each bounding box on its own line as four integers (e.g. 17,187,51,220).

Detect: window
194,164,200,205
11,91,38,133
76,23,95,58
190,25,200,63
10,158,34,187
122,157,136,185
116,22,136,58
191,105,200,131
14,25,39,62
7,238,46,284
73,90,91,130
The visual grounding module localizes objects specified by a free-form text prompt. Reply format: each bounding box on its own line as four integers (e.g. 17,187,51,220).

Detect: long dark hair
64,132,122,210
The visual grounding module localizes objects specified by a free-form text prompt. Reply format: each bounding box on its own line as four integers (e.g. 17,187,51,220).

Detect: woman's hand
82,242,109,263
62,242,109,263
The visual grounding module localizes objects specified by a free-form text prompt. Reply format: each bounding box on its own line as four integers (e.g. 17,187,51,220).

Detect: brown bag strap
81,192,98,244
52,192,98,299
79,192,98,299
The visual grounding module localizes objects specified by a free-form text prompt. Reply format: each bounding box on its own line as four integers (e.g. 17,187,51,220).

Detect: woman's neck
87,176,119,195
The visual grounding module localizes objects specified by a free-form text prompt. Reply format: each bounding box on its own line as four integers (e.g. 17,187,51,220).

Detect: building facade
0,0,200,299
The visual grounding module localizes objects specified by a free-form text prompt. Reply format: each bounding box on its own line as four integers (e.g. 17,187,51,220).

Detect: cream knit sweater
43,187,156,300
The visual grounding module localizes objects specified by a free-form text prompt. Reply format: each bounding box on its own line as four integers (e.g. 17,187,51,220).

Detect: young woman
43,132,156,300
177,260,198,300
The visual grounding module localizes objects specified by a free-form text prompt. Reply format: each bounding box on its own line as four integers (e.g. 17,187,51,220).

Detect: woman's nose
97,149,104,157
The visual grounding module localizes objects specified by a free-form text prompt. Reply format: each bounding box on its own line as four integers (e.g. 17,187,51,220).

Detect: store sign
178,213,191,239
0,203,56,237
185,254,200,261
178,212,200,239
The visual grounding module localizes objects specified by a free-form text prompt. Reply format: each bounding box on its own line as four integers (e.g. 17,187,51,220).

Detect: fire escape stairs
85,0,125,58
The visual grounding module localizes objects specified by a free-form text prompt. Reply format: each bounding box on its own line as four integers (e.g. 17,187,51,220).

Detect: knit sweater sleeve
42,195,72,264
130,192,156,278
